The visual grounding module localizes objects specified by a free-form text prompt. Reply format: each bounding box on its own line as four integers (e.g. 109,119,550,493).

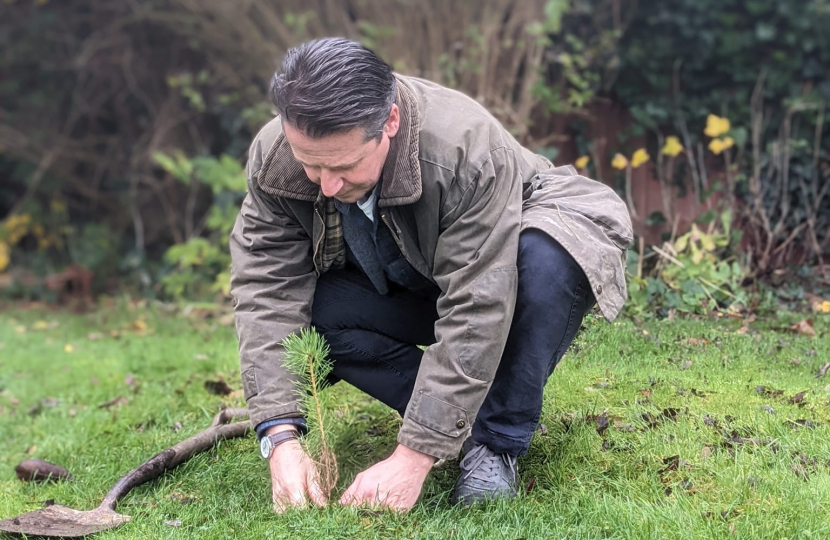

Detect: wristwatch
259,429,300,460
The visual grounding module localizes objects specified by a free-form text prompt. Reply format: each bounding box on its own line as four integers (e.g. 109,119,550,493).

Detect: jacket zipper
381,213,406,255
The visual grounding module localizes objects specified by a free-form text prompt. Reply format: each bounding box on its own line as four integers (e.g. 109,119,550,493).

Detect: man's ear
384,104,400,138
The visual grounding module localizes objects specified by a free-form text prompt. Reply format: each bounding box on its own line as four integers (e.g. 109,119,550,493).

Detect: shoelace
459,443,517,482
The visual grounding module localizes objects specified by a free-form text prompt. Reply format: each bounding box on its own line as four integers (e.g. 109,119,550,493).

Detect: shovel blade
0,504,130,537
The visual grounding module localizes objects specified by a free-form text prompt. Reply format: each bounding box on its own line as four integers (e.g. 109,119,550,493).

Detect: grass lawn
1,302,829,539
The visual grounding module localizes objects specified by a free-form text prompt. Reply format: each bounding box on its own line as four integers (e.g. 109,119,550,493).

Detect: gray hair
270,37,397,142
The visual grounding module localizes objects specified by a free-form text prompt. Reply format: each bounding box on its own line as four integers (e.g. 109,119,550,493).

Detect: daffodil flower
0,241,9,272
704,114,731,138
708,136,735,155
611,153,628,170
661,136,684,157
631,148,650,168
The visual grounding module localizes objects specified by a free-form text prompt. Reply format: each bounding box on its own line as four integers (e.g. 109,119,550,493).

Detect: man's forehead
285,126,376,167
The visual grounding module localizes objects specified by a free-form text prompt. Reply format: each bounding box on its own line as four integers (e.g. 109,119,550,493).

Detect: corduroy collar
256,76,422,207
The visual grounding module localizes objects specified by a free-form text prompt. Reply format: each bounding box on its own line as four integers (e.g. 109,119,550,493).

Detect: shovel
0,408,250,537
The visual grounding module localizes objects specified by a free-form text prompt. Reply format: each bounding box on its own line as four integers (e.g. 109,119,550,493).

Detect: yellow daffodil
709,136,735,155
0,241,9,272
661,136,684,157
611,153,628,170
704,114,731,138
575,155,590,169
631,148,650,168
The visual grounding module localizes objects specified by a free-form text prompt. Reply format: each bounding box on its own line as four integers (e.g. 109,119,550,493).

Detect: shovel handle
101,408,250,509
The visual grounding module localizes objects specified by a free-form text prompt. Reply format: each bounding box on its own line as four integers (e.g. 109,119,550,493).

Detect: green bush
153,152,246,300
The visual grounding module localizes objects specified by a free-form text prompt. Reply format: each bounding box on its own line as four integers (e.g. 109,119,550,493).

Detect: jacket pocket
410,393,469,438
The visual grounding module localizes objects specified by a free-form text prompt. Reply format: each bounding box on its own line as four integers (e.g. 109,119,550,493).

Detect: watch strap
264,429,299,455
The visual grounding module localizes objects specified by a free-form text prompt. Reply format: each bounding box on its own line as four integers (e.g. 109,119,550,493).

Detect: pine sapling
280,328,338,497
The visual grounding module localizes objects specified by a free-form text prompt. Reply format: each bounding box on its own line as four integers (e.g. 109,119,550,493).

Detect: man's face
283,105,399,203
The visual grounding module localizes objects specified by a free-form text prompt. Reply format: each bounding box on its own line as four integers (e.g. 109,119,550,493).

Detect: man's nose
319,170,344,197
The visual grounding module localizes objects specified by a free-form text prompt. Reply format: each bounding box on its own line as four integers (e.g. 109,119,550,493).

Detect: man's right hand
265,424,327,512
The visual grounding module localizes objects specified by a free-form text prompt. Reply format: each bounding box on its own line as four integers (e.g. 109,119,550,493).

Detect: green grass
1,302,829,540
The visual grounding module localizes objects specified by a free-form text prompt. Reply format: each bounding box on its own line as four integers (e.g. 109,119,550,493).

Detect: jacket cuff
255,417,308,440
398,391,471,460
247,401,304,432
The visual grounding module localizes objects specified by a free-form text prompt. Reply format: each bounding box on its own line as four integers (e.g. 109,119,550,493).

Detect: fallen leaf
69,409,76,417
642,408,681,429
87,332,104,341
682,338,711,346
171,421,183,432
815,363,830,378
613,420,637,432
701,446,712,458
536,423,548,435
193,354,208,361
736,326,749,335
15,326,27,334
789,391,807,405
658,455,681,475
755,386,784,398
791,319,816,337
42,397,59,408
164,520,182,527
585,412,611,435
525,476,536,494
124,374,136,386
204,380,233,396
680,360,694,370
98,396,129,409
640,389,652,397
792,462,810,481
723,437,772,448
25,445,36,455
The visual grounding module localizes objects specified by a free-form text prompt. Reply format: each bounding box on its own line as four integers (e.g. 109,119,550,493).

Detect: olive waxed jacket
230,75,633,460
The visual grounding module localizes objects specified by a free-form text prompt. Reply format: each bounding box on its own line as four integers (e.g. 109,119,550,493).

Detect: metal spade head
0,504,130,537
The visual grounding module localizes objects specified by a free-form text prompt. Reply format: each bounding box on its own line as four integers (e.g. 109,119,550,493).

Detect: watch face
260,436,271,459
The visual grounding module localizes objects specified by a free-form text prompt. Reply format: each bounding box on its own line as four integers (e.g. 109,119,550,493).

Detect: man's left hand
340,444,435,511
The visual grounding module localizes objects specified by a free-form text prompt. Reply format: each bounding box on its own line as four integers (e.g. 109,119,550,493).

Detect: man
230,37,632,511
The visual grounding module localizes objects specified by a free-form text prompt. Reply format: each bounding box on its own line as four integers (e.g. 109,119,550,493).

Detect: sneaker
451,439,519,506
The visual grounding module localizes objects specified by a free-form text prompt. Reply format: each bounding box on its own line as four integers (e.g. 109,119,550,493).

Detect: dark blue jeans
311,228,595,457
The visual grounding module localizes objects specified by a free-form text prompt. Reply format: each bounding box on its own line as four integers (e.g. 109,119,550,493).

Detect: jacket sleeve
397,146,522,459
229,131,317,429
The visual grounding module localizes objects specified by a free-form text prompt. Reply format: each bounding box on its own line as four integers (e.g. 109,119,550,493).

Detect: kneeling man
230,37,632,511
